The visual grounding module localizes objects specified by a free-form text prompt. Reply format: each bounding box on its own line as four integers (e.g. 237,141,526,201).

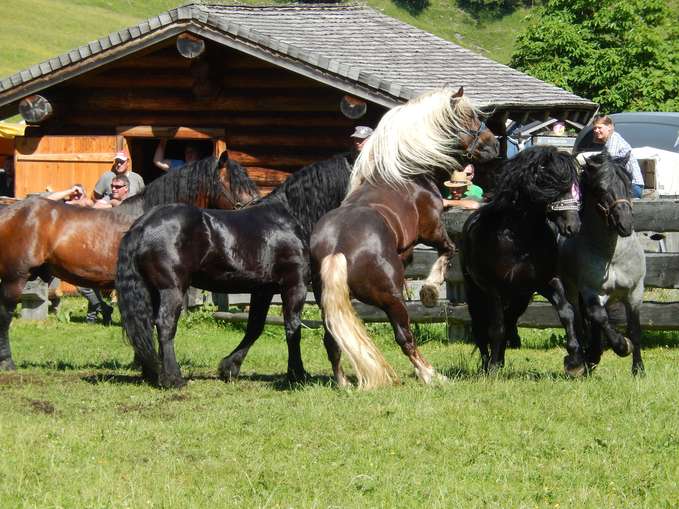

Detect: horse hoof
157,373,186,389
0,358,16,371
613,337,633,357
419,285,439,308
563,358,586,378
632,363,646,377
218,358,240,381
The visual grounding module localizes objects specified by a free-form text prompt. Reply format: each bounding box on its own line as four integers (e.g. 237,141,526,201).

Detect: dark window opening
126,138,215,185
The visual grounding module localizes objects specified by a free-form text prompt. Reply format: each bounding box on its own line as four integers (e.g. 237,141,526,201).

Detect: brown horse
310,87,499,388
0,154,259,370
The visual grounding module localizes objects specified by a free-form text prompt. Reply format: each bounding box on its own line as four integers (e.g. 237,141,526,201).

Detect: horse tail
320,253,398,389
115,225,159,384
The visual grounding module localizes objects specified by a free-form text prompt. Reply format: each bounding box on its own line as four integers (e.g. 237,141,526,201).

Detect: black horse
116,155,353,388
461,146,584,374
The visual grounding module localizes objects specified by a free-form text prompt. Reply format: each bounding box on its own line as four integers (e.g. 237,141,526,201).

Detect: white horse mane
349,88,482,193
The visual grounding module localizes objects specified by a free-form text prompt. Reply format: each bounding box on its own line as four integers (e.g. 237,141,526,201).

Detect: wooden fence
215,199,679,337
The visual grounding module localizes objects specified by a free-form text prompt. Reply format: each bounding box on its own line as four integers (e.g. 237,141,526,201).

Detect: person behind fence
93,174,130,209
153,138,200,172
349,125,373,162
442,169,482,210
0,158,14,196
591,115,645,198
93,151,144,201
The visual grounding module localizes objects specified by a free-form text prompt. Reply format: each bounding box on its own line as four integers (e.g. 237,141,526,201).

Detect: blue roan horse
559,150,645,375
461,146,583,374
116,155,353,388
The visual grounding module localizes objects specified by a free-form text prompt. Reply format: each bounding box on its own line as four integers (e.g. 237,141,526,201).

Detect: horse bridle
547,197,581,212
459,121,488,158
597,197,632,219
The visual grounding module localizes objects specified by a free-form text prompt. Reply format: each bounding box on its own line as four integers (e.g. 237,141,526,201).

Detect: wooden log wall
37,39,387,192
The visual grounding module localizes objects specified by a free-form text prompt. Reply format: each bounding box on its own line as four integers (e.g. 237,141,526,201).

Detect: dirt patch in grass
27,399,55,414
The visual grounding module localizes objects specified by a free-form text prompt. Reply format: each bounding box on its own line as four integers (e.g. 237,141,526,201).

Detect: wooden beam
116,126,225,139
15,152,116,163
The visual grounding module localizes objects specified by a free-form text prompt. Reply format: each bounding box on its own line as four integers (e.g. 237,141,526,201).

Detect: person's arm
443,198,481,210
153,139,171,172
46,186,79,202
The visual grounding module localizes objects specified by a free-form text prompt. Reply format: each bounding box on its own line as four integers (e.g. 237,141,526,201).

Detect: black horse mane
581,150,631,197
481,146,578,217
138,156,257,211
264,154,352,237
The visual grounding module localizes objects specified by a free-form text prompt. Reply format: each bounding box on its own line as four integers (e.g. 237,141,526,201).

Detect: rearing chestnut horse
311,87,499,389
0,154,259,370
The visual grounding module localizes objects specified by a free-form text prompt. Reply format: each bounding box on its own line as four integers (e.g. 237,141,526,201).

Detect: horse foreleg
280,278,310,383
0,278,25,371
583,293,633,360
219,291,274,381
541,277,586,377
155,288,185,389
419,225,456,308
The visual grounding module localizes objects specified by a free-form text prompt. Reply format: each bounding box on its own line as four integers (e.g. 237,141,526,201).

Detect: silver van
573,112,679,154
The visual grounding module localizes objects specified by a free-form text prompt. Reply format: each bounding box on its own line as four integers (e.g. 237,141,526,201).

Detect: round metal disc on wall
340,95,367,119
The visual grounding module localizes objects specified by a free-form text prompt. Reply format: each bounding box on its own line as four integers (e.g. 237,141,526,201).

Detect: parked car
574,112,679,154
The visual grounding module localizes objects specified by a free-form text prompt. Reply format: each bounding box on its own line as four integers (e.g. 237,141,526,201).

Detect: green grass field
1,297,678,507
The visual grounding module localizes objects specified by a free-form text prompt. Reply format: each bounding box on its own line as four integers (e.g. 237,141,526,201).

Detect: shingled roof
0,3,596,117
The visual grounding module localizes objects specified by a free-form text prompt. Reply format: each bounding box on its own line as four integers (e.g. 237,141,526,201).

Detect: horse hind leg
0,278,25,371
625,289,645,376
280,277,310,383
219,291,274,381
383,293,444,384
155,288,186,389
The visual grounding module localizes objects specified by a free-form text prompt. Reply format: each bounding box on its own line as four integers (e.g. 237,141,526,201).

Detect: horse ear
452,86,464,98
218,150,230,168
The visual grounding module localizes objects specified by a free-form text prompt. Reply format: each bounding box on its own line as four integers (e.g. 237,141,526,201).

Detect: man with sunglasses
93,151,144,201
93,175,130,209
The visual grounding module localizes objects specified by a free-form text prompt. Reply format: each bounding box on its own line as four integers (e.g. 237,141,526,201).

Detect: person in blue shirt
153,139,200,172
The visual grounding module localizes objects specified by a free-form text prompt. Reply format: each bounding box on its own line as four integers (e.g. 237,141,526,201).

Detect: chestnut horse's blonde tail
320,254,398,389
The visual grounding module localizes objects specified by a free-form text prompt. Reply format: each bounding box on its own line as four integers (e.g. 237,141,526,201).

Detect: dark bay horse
460,146,582,375
311,87,499,388
0,154,259,370
116,155,353,388
559,150,645,375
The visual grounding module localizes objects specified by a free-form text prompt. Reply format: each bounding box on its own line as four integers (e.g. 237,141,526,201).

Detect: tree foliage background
510,0,679,112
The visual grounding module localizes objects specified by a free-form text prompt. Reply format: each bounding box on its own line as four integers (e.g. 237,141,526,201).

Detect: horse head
582,150,634,237
215,152,260,209
450,87,499,163
492,146,581,237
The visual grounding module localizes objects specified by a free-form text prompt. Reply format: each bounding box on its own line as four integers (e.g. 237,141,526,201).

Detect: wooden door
14,135,119,198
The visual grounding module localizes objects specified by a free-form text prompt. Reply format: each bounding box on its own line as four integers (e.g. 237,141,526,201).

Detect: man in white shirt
592,115,645,198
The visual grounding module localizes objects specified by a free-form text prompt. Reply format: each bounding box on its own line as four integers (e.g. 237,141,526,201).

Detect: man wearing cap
93,151,145,200
350,125,374,160
442,169,482,210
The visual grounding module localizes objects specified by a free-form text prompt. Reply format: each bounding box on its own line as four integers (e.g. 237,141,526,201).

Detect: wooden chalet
0,3,597,197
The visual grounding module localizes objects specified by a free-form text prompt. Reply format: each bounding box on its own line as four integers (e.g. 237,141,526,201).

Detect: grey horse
559,150,645,375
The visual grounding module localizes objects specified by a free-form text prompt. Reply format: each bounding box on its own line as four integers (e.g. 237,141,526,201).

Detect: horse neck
115,194,144,218
580,193,618,257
